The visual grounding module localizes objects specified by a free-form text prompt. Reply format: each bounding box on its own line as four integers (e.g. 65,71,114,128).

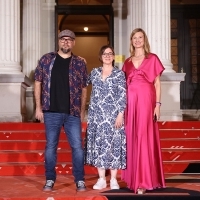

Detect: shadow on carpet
101,187,200,200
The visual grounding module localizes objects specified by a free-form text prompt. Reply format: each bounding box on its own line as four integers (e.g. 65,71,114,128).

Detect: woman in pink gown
121,28,166,194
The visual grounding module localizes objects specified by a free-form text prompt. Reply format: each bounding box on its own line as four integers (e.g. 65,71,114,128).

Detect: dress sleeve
116,71,127,113
87,68,96,86
142,54,165,83
86,72,92,86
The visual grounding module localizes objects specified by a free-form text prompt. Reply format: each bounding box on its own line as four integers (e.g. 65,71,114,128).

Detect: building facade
0,0,199,122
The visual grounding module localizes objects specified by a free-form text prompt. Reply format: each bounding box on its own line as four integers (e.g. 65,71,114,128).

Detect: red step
160,129,200,138
0,141,71,150
0,122,87,131
0,150,72,162
0,121,200,175
158,121,200,129
160,140,200,148
0,162,97,176
0,131,68,140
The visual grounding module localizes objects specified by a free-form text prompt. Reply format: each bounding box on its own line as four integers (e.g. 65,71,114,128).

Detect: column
22,0,42,121
146,0,173,72
0,0,31,122
22,0,41,79
126,0,185,120
23,0,56,121
0,0,21,73
128,0,174,72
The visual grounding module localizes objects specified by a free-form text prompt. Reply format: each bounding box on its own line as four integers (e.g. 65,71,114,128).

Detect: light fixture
84,27,89,31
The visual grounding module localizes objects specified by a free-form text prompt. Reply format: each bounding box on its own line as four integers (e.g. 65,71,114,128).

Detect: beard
61,47,71,54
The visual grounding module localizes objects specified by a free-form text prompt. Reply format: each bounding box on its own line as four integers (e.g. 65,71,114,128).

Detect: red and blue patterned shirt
34,52,88,117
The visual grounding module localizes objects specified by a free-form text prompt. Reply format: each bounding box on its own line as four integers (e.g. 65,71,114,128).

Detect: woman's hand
115,112,124,129
154,75,161,122
154,105,160,121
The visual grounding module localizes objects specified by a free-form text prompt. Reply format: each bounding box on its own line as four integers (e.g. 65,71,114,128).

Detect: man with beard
34,29,87,192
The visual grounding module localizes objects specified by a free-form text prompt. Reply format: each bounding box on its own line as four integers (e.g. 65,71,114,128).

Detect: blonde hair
129,28,151,57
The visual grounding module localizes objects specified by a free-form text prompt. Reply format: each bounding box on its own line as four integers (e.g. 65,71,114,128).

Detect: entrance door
171,5,200,109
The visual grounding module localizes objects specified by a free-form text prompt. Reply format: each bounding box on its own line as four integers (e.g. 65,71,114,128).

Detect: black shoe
76,180,86,191
43,180,54,191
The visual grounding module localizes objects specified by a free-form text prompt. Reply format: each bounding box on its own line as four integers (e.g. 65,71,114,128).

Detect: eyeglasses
102,52,114,57
60,38,73,43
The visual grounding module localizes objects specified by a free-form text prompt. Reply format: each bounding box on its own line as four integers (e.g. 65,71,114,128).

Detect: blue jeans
43,112,85,183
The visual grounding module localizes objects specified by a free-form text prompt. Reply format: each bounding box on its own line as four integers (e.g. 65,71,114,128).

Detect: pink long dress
121,53,166,193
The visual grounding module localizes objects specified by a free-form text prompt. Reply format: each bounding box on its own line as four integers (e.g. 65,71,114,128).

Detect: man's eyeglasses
60,38,73,43
102,52,114,57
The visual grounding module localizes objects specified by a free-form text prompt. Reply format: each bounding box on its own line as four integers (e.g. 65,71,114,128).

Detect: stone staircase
0,121,200,176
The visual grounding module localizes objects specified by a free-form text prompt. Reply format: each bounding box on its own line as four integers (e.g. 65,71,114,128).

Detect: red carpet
1,121,200,175
0,175,200,200
0,121,200,200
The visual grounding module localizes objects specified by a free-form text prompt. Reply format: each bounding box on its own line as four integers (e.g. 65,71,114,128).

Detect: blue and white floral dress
85,67,126,169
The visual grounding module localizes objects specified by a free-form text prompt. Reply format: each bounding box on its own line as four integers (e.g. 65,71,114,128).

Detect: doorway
171,5,200,110
55,3,114,104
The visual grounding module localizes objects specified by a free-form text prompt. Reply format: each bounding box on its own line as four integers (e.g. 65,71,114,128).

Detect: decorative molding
0,74,32,86
161,72,186,81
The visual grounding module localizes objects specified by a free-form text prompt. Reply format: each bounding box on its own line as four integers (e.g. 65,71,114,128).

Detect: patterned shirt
34,52,88,117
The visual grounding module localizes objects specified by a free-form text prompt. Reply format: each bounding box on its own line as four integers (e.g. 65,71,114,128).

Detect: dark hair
99,45,115,66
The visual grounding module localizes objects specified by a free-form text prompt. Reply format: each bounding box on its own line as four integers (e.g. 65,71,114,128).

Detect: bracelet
156,102,161,106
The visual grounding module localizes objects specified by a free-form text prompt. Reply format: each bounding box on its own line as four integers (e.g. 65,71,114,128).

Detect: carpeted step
160,140,200,148
0,140,72,150
0,150,73,162
0,131,68,140
1,121,200,176
160,129,200,138
0,162,97,176
158,121,200,129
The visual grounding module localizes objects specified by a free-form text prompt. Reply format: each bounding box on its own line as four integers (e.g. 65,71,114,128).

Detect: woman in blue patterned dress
85,45,126,190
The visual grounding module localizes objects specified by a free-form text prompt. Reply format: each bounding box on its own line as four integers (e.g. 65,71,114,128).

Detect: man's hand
35,107,44,122
81,87,87,122
34,80,43,122
80,111,85,122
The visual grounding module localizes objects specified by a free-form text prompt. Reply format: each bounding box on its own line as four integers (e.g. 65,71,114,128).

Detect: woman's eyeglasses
102,52,114,57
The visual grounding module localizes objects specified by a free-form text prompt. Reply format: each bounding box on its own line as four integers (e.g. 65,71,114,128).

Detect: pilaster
22,0,41,79
113,0,128,69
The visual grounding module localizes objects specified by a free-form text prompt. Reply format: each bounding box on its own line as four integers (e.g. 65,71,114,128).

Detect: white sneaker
110,178,120,189
93,178,107,190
